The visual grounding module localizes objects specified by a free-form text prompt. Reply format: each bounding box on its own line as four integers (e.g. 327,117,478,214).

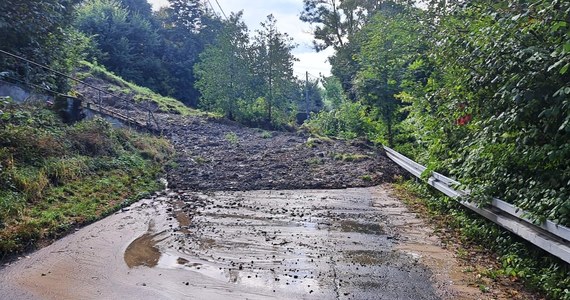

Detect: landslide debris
160,114,403,191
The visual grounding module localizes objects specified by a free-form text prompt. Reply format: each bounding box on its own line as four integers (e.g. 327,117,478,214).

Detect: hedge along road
0,185,499,300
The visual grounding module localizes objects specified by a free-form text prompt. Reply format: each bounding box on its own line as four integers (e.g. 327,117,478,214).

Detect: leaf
560,63,569,75
547,59,564,72
550,21,567,32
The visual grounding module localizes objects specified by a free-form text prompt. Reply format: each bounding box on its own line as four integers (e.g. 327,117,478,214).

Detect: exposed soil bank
158,114,402,191
0,185,497,300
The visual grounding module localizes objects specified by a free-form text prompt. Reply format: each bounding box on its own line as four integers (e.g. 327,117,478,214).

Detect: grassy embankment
77,61,219,118
0,98,174,259
393,180,570,300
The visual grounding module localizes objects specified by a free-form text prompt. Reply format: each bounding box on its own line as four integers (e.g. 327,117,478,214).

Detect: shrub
66,118,115,156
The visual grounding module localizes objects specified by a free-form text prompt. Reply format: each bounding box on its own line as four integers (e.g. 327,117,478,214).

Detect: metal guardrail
383,146,570,264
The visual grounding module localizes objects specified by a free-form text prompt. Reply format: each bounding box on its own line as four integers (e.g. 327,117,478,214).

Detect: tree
300,0,412,51
321,76,346,110
194,12,252,119
252,14,298,125
354,8,425,145
0,0,85,92
75,0,165,89
154,0,223,106
119,0,152,18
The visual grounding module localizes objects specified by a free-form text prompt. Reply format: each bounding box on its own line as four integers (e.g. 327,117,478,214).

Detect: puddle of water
339,220,385,235
173,200,191,234
344,250,397,266
124,233,162,268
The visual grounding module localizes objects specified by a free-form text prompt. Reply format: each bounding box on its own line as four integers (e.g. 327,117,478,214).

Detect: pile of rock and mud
158,114,403,191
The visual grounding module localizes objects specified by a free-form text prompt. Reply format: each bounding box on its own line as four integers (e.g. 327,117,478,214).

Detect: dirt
156,113,402,191
75,75,403,192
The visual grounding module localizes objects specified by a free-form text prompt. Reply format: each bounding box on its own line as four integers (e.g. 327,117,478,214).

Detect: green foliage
0,102,173,258
194,13,300,129
82,61,196,115
396,0,570,226
194,12,252,119
354,7,426,145
300,0,403,51
75,0,165,91
332,152,369,162
0,0,87,93
260,130,272,139
321,76,346,110
306,100,385,141
224,132,239,146
73,0,222,106
398,181,570,300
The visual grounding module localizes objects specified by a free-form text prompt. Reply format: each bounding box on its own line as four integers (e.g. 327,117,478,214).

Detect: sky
146,0,334,79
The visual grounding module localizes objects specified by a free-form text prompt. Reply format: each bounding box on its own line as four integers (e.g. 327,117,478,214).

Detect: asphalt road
0,186,484,299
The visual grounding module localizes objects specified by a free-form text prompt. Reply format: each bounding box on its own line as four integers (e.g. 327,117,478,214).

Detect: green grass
394,180,570,300
331,152,369,162
79,61,209,117
305,136,333,148
305,157,324,165
260,130,272,139
224,132,239,145
0,100,174,259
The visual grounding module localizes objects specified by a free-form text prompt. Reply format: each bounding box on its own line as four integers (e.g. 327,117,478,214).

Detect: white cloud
146,0,332,76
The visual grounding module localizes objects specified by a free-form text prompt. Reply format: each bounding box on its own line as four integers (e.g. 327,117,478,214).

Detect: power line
0,49,162,132
204,0,227,20
213,0,228,19
203,0,218,18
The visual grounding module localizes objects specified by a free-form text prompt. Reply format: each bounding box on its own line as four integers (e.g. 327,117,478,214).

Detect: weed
0,103,174,259
306,158,324,165
456,248,469,260
478,284,490,293
224,132,239,145
193,156,209,164
332,152,369,162
306,136,333,149
260,131,272,139
361,174,372,181
306,138,316,148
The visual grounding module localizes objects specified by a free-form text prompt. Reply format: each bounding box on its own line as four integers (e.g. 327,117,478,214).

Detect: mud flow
0,186,488,300
128,188,440,299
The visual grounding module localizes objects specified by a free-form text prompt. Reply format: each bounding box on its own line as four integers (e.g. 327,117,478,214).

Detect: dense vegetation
300,0,569,297
303,0,569,227
194,13,300,128
395,180,570,300
1,0,322,128
0,98,173,258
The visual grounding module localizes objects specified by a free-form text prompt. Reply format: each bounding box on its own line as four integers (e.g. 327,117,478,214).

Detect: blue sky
147,0,333,78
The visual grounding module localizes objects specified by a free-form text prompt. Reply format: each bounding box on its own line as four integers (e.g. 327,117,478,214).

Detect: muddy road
0,186,492,300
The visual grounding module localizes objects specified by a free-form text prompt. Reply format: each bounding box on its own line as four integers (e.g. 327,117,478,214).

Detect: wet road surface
0,186,485,299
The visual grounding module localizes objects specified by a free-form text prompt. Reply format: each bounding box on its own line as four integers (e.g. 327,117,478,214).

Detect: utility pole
305,71,310,120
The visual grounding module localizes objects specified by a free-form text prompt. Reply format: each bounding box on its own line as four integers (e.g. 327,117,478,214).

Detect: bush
66,118,115,156
0,103,174,259
305,101,385,142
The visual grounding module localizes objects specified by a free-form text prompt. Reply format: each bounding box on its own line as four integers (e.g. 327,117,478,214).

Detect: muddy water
0,185,486,299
